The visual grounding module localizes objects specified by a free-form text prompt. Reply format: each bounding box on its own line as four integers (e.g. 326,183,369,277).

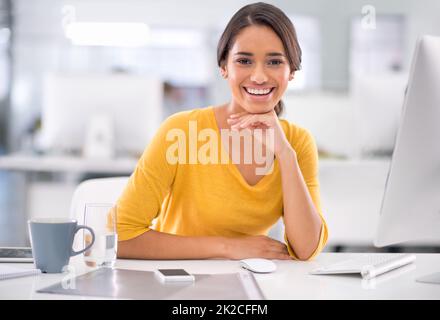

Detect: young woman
117,2,328,261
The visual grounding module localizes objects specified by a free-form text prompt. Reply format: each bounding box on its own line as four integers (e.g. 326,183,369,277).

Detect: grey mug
28,218,95,273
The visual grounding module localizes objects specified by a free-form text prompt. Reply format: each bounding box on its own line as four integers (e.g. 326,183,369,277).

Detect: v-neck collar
207,106,278,190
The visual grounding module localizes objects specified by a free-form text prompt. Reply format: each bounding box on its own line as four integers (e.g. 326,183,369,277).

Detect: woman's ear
289,72,295,81
220,65,228,79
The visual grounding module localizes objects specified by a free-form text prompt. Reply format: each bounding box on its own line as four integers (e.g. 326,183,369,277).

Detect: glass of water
83,203,117,268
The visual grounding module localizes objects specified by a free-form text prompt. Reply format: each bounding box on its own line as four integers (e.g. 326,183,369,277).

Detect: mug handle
71,225,95,256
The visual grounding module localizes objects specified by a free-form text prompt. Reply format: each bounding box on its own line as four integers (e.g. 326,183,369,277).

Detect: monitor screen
38,73,163,157
375,35,440,247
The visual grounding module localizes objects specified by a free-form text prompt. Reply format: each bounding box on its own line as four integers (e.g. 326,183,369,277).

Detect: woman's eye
268,60,283,66
237,58,252,65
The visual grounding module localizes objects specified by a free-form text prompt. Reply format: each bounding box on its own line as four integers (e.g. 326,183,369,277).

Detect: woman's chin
243,103,276,114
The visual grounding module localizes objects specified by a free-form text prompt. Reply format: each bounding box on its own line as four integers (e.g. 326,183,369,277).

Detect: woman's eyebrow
233,51,286,57
267,52,286,57
234,52,253,56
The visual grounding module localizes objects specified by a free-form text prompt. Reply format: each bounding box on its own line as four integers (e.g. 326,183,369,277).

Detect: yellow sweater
117,106,328,260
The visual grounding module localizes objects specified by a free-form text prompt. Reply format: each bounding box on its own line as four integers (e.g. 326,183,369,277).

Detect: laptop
0,247,34,263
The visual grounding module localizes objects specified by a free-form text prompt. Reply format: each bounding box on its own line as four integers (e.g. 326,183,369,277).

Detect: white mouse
239,258,277,273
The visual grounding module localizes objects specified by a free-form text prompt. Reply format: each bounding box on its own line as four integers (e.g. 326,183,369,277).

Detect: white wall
283,91,357,158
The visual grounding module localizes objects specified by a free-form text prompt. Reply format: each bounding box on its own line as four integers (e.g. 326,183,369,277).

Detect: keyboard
0,247,34,263
310,254,416,279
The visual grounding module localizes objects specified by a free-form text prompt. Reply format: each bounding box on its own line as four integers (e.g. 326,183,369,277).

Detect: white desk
1,253,440,300
0,154,138,174
0,154,138,227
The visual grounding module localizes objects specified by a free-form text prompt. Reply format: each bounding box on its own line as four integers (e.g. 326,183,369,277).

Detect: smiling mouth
244,87,275,96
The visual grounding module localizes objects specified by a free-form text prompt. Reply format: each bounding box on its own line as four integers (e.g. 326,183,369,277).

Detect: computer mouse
239,258,277,273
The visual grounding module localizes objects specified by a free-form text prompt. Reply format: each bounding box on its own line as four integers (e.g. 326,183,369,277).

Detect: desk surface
0,153,138,174
1,253,440,299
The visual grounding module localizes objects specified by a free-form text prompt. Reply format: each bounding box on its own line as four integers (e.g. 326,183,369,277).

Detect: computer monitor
38,73,163,157
374,35,440,283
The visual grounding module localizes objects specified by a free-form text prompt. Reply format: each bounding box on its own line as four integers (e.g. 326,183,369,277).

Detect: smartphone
154,269,195,282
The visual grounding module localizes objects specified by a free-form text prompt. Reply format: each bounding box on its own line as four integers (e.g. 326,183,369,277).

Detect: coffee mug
28,218,95,273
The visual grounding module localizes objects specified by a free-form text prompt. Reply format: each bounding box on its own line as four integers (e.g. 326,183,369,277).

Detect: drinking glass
83,203,117,268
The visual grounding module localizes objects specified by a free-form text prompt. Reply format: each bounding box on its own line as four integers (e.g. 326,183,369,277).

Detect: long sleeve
116,114,180,241
283,127,329,260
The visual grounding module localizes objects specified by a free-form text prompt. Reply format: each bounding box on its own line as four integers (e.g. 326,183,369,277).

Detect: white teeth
245,88,272,95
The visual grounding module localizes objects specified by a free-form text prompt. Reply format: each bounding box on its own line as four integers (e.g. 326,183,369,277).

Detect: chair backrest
70,177,129,250
70,177,129,222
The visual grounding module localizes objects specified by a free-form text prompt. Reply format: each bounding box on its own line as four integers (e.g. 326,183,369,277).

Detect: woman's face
221,25,293,114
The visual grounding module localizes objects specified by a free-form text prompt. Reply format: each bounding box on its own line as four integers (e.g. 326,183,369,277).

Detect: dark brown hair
217,2,302,116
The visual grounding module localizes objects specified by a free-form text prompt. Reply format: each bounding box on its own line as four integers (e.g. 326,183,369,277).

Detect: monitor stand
416,272,440,284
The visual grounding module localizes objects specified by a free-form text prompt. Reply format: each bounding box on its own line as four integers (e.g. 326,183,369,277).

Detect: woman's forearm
277,146,322,260
117,229,228,260
117,229,292,260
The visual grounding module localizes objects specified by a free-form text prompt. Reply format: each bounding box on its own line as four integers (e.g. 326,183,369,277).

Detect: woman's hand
224,235,291,260
226,110,293,157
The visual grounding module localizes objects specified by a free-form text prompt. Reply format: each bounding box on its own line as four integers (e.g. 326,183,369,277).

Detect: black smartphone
154,268,195,282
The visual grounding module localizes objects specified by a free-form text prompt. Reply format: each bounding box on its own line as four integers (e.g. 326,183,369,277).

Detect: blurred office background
0,0,439,252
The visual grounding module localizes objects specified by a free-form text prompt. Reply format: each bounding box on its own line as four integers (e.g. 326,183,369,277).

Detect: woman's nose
250,65,268,84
